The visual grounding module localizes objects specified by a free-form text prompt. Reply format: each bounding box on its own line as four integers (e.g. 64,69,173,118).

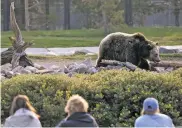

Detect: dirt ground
33,59,96,68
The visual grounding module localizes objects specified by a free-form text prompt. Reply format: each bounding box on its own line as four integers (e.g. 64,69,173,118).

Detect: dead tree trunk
99,59,182,71
150,61,182,69
1,2,34,69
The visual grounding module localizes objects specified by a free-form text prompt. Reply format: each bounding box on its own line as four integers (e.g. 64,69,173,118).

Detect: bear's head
133,33,161,63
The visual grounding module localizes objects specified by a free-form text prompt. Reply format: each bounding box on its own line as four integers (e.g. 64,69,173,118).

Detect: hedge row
1,68,182,127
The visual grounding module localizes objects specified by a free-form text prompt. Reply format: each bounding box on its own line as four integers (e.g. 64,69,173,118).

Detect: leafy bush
1,68,182,127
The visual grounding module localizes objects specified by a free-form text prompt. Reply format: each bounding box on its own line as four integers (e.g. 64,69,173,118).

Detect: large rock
34,63,46,70
66,62,78,72
106,65,123,70
6,71,14,78
1,63,12,74
165,67,174,72
87,67,98,74
12,66,24,73
49,65,60,70
64,66,70,73
25,66,37,73
21,69,32,74
154,67,166,73
14,72,21,76
1,75,6,81
82,58,93,68
73,63,88,73
35,69,55,74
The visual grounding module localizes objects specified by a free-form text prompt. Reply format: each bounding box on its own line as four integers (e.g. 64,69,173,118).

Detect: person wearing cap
135,97,174,127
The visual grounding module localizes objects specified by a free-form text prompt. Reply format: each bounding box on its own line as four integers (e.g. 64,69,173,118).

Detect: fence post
3,0,10,31
124,0,133,26
64,0,70,30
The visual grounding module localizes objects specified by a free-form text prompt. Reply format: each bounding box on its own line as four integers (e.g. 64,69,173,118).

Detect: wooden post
24,0,30,31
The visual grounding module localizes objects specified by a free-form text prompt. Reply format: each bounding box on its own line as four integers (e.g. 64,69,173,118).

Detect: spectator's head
141,97,160,115
10,95,40,118
65,95,89,116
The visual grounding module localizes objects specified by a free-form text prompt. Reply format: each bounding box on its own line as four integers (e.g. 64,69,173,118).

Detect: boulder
1,63,12,74
25,66,37,73
21,69,32,74
165,67,174,72
67,62,78,71
154,67,166,73
106,65,123,70
73,63,88,73
14,72,21,76
50,65,60,70
34,63,46,70
64,66,70,73
35,69,54,74
87,67,98,74
1,75,6,81
12,66,24,73
81,58,92,68
6,71,14,78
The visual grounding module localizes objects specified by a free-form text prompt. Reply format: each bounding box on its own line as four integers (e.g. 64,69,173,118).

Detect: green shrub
1,68,182,127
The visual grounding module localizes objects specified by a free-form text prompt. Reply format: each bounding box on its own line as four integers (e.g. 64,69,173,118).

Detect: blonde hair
10,95,40,118
65,95,89,115
141,108,160,115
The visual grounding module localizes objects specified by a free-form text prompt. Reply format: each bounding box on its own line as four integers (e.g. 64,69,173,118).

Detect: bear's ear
134,33,146,42
146,44,153,50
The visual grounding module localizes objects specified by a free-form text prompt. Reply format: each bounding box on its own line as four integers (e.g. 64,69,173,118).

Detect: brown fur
96,32,160,70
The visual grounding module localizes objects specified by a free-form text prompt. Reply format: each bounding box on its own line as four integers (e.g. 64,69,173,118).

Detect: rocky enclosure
1,57,181,82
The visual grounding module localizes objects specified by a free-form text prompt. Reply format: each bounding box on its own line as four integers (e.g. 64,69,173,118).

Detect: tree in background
165,0,182,26
64,0,70,30
133,0,165,26
124,0,133,26
72,0,124,34
45,0,50,30
72,0,101,29
2,0,10,31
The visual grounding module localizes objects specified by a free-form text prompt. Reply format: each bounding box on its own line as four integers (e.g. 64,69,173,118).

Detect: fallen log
100,60,138,71
100,59,182,71
1,2,34,69
150,61,182,69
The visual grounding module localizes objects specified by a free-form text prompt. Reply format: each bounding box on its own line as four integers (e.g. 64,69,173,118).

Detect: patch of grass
1,27,182,48
160,53,182,57
160,53,182,61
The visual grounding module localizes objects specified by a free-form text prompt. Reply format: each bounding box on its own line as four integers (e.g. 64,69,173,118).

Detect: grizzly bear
96,32,161,70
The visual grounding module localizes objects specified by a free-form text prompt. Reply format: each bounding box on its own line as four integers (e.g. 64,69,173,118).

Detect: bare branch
10,2,24,47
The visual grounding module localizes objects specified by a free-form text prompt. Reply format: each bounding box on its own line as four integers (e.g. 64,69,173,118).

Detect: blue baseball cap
143,98,159,112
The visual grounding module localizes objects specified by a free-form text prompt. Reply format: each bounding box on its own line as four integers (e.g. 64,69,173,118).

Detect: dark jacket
56,112,98,127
